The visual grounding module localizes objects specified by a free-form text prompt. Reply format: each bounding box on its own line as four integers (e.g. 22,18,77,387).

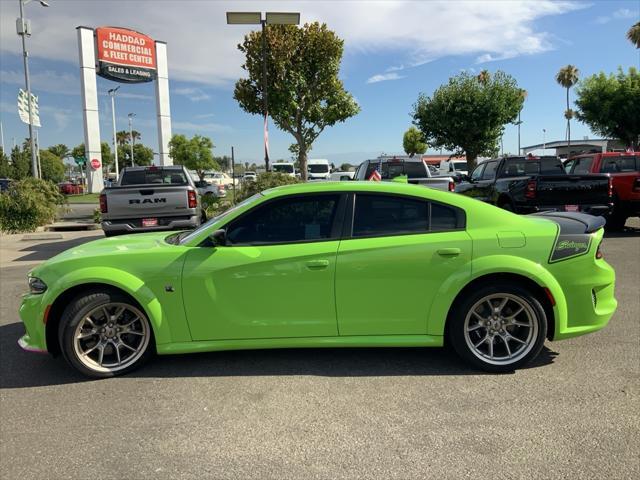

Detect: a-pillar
77,26,104,193
155,41,172,165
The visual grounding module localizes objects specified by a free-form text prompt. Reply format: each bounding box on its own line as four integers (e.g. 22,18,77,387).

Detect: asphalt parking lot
1,223,638,479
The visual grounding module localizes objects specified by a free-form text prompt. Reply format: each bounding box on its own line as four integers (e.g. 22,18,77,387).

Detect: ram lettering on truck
129,198,167,204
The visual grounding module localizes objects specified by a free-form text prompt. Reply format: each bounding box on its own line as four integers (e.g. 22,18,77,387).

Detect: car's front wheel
448,284,547,372
59,290,153,378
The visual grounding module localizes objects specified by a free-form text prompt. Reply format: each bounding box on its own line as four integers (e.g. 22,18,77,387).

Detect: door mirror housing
194,180,208,188
210,229,227,247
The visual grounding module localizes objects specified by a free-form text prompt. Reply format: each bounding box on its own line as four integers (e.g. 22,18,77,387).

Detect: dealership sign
95,27,157,83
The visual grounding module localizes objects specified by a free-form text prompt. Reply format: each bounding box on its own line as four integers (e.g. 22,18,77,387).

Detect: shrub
0,178,66,233
201,194,233,220
237,172,300,201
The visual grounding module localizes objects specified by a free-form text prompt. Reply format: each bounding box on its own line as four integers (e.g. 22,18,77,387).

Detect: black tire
499,201,514,212
58,290,154,378
447,283,547,373
104,230,121,237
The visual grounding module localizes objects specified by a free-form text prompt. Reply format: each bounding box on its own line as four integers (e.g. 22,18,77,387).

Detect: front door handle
305,259,330,270
437,248,461,257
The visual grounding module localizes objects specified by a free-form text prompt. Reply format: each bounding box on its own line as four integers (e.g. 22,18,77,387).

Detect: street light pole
108,87,120,177
543,129,546,155
261,19,270,171
17,0,48,178
128,113,135,166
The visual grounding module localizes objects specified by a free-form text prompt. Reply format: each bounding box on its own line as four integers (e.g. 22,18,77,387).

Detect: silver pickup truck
353,157,455,191
100,166,203,236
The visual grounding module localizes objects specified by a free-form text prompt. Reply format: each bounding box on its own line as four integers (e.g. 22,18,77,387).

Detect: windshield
121,169,188,186
178,193,263,245
308,164,329,173
273,164,294,173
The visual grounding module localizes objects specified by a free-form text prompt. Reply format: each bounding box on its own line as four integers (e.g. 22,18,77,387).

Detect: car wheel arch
442,272,557,343
45,281,161,356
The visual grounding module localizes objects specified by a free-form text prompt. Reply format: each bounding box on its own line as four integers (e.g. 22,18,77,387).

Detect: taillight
525,179,536,199
188,190,197,208
633,178,640,192
608,177,613,197
448,181,455,192
99,193,108,213
596,241,604,260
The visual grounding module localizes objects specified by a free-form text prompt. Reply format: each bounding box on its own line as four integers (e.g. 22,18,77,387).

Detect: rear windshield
500,158,564,177
121,169,188,186
273,164,294,173
309,164,329,173
599,156,638,173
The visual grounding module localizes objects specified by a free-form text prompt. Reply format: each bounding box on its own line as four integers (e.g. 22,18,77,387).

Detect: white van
439,159,469,177
307,159,330,180
272,161,296,177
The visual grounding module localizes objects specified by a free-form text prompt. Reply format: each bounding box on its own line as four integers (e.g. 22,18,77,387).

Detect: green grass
65,193,100,203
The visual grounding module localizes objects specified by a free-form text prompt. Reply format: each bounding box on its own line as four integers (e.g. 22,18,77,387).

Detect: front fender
43,267,171,345
427,255,567,338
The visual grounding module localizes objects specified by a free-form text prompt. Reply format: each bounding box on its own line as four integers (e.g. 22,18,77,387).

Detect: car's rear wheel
59,291,153,378
448,284,547,372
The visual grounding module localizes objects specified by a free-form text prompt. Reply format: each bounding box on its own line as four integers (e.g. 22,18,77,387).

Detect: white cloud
194,113,216,119
0,1,587,86
595,7,637,24
0,69,78,95
173,87,211,102
366,72,405,84
173,121,232,134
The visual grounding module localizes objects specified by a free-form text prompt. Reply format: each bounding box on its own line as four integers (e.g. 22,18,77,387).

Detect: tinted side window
481,162,498,180
355,161,368,180
430,203,460,231
353,194,428,237
404,161,427,179
501,160,527,177
573,157,594,174
539,159,565,174
226,195,339,245
600,156,639,173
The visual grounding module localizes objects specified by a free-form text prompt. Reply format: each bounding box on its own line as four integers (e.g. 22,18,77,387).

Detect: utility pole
261,19,270,172
17,0,48,178
543,129,546,155
128,113,135,166
231,146,236,204
0,121,5,154
108,87,120,177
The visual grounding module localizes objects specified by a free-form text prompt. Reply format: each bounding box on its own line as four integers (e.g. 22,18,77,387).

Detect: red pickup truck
565,152,640,230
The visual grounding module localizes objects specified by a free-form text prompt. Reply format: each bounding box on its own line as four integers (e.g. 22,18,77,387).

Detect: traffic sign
90,158,101,169
74,156,86,166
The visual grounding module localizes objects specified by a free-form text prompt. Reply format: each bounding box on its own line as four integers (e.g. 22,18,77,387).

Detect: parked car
354,157,455,191
272,162,296,177
439,159,469,178
456,156,612,215
194,180,226,198
99,165,202,237
328,171,355,181
58,182,84,195
564,152,639,230
243,171,257,182
307,159,331,180
19,181,617,378
203,171,236,187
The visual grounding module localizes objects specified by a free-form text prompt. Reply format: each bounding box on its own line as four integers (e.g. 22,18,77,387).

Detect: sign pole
155,41,173,166
18,0,38,178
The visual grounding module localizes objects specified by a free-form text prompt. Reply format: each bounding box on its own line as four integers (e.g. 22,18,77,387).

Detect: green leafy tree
48,144,69,159
234,22,360,180
168,134,219,179
575,67,640,149
39,150,65,183
556,65,579,151
71,143,114,170
412,70,524,170
628,21,640,48
340,163,353,171
11,145,31,179
116,130,130,147
0,178,65,233
214,155,232,172
402,126,428,157
0,148,12,178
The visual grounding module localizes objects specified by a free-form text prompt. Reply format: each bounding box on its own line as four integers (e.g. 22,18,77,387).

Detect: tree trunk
298,143,308,181
467,152,478,172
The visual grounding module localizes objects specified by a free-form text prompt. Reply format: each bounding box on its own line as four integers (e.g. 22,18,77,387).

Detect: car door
335,193,471,336
473,160,499,202
182,193,346,340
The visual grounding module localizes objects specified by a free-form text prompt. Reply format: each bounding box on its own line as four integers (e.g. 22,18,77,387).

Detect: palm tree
556,65,579,154
477,69,490,84
628,22,640,48
116,130,130,146
48,143,69,159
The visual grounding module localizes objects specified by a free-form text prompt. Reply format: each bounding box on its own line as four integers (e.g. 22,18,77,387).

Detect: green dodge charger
19,181,617,377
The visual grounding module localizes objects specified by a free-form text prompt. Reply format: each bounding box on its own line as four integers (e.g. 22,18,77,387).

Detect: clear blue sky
0,0,638,165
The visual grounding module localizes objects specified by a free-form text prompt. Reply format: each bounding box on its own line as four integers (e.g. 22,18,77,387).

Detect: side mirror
195,180,207,188
210,229,227,246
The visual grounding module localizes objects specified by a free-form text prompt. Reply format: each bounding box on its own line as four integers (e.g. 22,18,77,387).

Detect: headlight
28,276,47,294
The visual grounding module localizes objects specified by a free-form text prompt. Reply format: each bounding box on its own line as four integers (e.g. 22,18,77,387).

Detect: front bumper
18,334,47,353
18,293,49,353
102,215,200,233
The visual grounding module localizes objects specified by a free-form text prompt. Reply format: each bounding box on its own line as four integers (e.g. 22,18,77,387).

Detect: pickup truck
455,156,612,215
100,165,203,236
564,152,639,230
354,157,455,191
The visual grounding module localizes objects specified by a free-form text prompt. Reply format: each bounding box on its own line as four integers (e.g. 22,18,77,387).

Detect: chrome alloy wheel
463,293,538,366
72,302,150,373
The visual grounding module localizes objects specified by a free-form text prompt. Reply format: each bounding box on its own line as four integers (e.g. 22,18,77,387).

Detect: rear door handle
306,259,330,270
437,248,461,257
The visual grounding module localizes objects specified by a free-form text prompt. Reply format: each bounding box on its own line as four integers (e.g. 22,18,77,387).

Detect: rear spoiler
532,211,606,234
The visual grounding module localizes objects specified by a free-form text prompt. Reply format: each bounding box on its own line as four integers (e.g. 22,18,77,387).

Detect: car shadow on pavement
0,322,558,388
15,236,102,262
604,225,640,238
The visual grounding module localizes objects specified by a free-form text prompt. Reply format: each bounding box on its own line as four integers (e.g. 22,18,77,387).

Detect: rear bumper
102,215,200,233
